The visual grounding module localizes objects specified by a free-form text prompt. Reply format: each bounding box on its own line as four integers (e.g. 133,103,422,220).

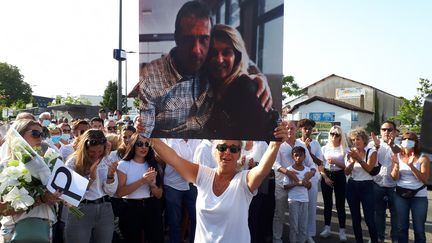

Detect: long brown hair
72,129,107,176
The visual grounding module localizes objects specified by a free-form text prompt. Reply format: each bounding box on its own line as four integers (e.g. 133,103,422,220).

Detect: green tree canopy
100,80,128,113
282,75,304,100
392,78,431,133
0,62,33,107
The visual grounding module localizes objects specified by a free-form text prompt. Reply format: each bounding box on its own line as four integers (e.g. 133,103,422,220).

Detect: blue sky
283,0,432,99
0,0,430,101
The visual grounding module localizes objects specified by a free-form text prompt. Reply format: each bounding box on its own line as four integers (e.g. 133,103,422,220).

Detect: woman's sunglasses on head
216,144,241,153
86,138,107,146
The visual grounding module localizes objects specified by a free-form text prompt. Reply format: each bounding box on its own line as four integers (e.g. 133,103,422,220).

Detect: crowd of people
0,111,429,243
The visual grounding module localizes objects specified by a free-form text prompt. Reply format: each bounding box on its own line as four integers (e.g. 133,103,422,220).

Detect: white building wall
290,100,352,133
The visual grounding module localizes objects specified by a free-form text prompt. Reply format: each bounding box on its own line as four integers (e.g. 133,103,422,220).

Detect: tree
392,78,431,133
282,75,304,100
100,80,128,113
0,62,33,107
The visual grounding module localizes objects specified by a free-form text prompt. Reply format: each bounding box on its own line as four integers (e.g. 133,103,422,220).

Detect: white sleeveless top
397,154,427,197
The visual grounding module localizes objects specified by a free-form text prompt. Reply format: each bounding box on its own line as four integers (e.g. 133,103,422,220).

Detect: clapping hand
107,161,118,178
407,152,416,167
142,167,157,185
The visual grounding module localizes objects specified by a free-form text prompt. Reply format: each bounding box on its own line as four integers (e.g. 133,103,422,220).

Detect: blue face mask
42,120,51,127
113,115,118,120
61,134,71,141
51,135,62,144
401,139,415,149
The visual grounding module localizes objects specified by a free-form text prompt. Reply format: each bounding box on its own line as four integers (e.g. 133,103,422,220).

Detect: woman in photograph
391,131,429,243
64,129,118,243
116,133,164,243
203,24,279,140
149,122,288,242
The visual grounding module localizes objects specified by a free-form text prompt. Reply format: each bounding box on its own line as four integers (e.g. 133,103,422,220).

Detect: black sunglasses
330,132,341,137
107,126,116,131
216,144,241,153
135,141,151,148
29,130,43,138
381,128,394,132
86,138,107,146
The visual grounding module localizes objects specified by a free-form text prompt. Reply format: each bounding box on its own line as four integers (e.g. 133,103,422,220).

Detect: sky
0,0,431,100
283,0,432,99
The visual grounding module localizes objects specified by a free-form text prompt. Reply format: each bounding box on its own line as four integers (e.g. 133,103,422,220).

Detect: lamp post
117,0,123,111
124,51,136,112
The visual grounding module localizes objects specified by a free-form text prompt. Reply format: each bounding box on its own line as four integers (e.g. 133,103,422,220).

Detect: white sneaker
339,228,347,242
320,226,331,238
307,237,315,243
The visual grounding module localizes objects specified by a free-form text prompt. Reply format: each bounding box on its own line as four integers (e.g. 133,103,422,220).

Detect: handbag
365,148,382,176
10,217,50,243
396,185,426,199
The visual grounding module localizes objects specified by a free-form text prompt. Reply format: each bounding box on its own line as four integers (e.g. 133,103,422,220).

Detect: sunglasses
29,130,43,138
381,128,394,132
330,132,341,137
107,126,116,131
86,138,107,146
62,129,71,133
135,141,151,148
216,144,241,153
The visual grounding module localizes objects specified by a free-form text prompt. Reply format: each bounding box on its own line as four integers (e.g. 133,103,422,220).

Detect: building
285,74,403,130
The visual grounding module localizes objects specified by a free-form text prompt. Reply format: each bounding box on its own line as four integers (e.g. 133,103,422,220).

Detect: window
257,16,283,73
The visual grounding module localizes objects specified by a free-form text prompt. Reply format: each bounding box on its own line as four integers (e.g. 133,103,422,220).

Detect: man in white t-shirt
165,139,201,243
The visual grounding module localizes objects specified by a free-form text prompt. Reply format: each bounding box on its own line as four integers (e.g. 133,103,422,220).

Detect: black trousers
320,169,346,228
119,197,164,243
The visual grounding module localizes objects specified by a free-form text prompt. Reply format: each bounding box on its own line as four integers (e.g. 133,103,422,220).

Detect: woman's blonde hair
327,125,348,152
209,24,250,88
72,129,107,176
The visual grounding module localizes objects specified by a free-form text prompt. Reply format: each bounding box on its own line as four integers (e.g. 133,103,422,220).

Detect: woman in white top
390,131,429,243
0,119,60,242
149,123,287,243
116,133,164,243
344,127,378,243
64,129,118,243
319,125,348,241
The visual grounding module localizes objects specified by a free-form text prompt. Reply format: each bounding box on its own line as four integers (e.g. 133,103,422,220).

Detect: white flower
0,166,22,193
2,186,35,211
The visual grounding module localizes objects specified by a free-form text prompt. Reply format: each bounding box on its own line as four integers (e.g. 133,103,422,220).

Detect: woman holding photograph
203,24,279,140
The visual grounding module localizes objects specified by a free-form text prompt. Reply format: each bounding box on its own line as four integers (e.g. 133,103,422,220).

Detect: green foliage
133,98,140,109
0,62,33,107
49,95,91,106
366,91,380,134
100,80,129,113
282,76,304,100
391,78,431,133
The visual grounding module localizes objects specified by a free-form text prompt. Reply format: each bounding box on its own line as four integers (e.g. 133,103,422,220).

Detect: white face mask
401,139,415,149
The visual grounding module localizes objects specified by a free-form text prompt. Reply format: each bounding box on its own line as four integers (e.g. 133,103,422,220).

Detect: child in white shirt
283,146,311,243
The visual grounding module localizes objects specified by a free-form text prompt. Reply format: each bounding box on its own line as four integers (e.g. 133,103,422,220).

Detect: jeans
321,170,346,228
64,201,114,243
164,184,197,243
373,183,398,242
394,194,428,243
346,179,378,243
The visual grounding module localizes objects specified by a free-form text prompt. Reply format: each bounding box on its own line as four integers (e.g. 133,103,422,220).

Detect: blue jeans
394,194,428,243
164,185,197,243
373,183,398,242
346,179,378,243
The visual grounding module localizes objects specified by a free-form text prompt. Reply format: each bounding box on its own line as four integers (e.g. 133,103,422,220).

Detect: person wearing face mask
59,123,72,145
38,112,52,139
390,132,430,243
47,124,63,150
369,121,401,243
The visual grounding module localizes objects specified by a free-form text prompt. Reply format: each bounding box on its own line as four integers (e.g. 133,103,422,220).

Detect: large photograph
136,0,284,140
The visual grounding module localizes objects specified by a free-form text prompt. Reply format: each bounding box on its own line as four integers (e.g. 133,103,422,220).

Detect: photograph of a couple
136,0,283,141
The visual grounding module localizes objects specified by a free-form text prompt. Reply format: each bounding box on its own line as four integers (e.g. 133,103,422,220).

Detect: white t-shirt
164,139,201,190
117,159,151,199
193,139,217,168
240,141,268,170
367,140,397,187
345,147,375,181
194,166,256,243
321,145,346,172
283,165,311,202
